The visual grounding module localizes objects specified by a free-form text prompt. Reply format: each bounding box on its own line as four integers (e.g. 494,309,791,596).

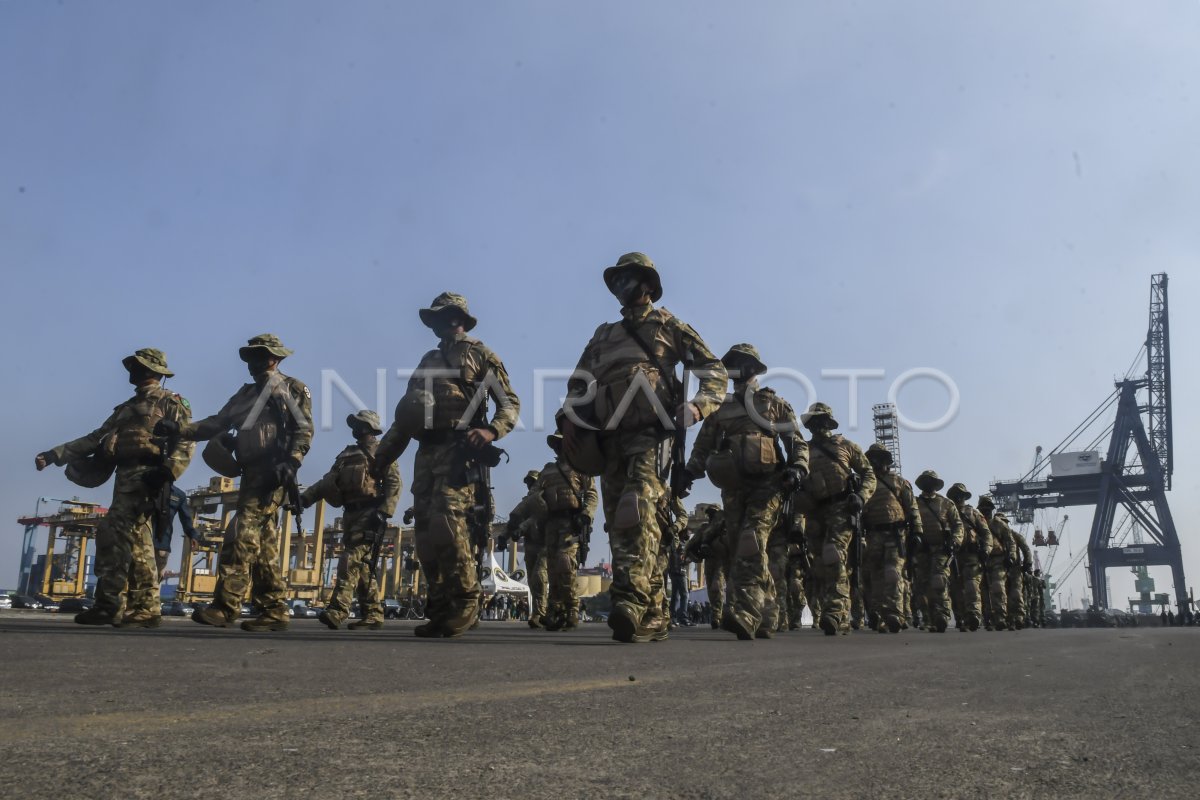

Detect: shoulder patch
175,394,190,410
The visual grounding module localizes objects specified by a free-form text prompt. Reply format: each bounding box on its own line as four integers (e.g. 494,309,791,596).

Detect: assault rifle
847,473,865,608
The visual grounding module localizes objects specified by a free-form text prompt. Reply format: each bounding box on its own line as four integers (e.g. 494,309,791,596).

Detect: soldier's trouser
327,514,384,623
806,502,854,628
957,555,984,626
914,548,953,626
93,489,160,618
213,470,288,620
1007,569,1027,627
723,481,784,635
766,528,790,631
412,441,482,634
900,572,914,624
545,516,580,619
950,559,965,625
524,542,549,621
600,444,665,626
986,557,1009,629
786,549,807,626
865,530,904,622
704,552,727,625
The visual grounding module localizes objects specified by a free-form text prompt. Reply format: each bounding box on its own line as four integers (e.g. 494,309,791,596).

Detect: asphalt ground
0,610,1196,800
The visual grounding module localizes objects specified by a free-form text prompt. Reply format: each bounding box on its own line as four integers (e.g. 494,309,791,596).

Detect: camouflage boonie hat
239,333,293,362
996,512,1009,522
419,292,478,333
946,482,971,500
915,469,945,492
122,348,174,378
977,494,996,509
721,343,767,377
346,410,383,435
801,402,838,428
866,443,893,463
524,469,541,485
603,252,663,303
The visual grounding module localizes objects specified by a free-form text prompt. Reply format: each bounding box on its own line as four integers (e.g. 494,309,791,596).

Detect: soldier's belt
867,521,906,533
809,488,854,508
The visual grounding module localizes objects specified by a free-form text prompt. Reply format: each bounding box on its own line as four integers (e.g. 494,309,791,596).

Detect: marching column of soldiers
35,252,1047,639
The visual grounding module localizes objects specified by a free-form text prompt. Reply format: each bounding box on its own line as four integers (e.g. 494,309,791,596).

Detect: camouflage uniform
684,505,729,628
181,335,313,629
653,495,689,625
504,472,548,626
685,345,808,640
978,496,1015,631
527,440,598,629
302,411,401,629
1028,571,1046,627
797,404,876,635
1008,527,1032,629
41,349,193,625
564,253,726,643
913,471,964,633
377,293,520,638
862,445,922,633
947,483,991,632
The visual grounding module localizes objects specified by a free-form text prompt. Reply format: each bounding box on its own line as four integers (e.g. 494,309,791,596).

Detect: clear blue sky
2,2,1197,609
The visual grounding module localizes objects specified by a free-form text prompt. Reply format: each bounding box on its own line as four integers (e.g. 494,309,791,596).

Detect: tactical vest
802,434,854,502
234,380,297,466
541,461,587,515
103,389,176,465
917,494,953,546
864,473,907,527
987,517,1010,557
422,337,482,432
334,445,380,505
585,311,677,432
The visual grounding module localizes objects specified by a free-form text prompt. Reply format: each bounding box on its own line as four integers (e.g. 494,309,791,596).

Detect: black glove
907,534,923,554
677,468,697,498
275,458,298,487
696,542,712,560
402,507,415,525
369,509,389,529
574,513,592,531
783,466,806,491
495,535,509,552
943,539,956,556
846,493,864,513
1022,563,1033,575
153,419,180,437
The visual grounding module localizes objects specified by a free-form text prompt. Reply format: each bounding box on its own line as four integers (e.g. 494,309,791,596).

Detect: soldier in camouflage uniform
977,495,1014,631
301,411,402,630
562,253,726,643
683,344,808,640
1028,569,1046,628
653,495,689,628
683,503,728,629
1008,521,1032,630
37,348,194,628
861,443,921,633
499,470,548,628
373,293,520,638
531,433,598,631
946,483,992,632
912,470,964,633
797,402,875,636
162,334,313,632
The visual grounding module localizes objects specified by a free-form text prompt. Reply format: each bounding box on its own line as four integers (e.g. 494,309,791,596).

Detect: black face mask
611,273,645,306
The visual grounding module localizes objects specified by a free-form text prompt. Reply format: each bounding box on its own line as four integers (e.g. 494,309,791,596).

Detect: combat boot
241,616,289,632
348,619,383,630
527,615,545,630
885,614,902,633
721,615,755,641
192,606,232,627
967,616,980,632
115,611,161,629
74,608,115,626
413,621,446,638
561,612,580,632
608,606,644,643
543,612,565,632
755,627,774,640
932,618,948,633
642,615,670,642
819,614,839,636
318,610,341,630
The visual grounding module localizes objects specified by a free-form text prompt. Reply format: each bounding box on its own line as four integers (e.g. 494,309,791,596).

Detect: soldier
683,344,808,640
784,529,810,631
499,470,548,628
977,495,1014,631
796,402,875,636
561,252,726,643
301,411,402,630
861,443,922,633
373,293,520,638
653,495,689,629
912,470,964,633
36,348,193,628
534,433,598,631
157,334,312,631
946,483,992,632
1029,569,1046,628
1008,520,1032,630
683,504,729,629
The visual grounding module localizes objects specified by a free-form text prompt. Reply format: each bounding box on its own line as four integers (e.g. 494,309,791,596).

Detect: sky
2,1,1197,610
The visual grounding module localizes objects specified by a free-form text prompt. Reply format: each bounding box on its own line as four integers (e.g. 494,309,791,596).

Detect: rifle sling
620,318,683,410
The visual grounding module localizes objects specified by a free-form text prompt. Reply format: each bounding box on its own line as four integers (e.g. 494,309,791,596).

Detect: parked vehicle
162,601,195,617
33,594,61,612
57,597,95,615
287,600,318,619
0,595,12,609
8,594,42,610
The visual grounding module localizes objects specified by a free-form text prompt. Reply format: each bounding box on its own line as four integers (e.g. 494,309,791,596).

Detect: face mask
611,273,645,306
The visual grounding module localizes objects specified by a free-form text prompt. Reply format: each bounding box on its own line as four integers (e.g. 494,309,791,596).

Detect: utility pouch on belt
730,432,777,476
